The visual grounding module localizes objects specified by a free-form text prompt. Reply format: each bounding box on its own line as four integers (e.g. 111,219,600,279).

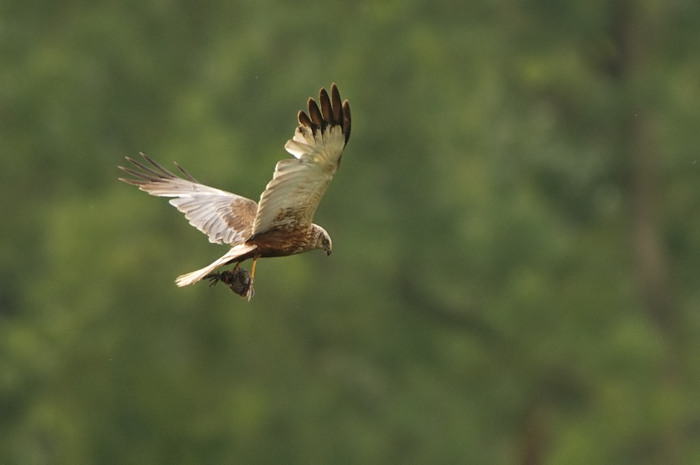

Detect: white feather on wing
119,154,258,245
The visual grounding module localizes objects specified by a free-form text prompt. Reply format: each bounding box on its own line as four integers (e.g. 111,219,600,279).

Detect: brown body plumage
119,84,351,299
246,226,329,258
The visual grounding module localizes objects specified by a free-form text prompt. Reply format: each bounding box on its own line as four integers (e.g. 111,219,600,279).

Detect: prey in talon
206,266,255,301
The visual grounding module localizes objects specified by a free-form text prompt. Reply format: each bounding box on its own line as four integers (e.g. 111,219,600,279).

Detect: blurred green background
2,0,699,463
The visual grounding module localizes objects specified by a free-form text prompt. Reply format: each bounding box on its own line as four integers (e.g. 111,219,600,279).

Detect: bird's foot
205,266,255,300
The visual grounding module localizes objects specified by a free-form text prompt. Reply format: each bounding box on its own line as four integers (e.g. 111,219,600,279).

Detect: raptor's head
312,224,333,255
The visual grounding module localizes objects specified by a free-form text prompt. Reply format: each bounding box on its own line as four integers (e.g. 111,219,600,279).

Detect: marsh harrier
119,84,351,298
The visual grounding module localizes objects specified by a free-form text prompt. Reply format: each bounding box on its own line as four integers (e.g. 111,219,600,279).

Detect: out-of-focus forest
1,0,699,463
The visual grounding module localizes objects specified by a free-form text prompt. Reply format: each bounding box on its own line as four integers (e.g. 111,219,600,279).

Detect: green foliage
1,0,699,463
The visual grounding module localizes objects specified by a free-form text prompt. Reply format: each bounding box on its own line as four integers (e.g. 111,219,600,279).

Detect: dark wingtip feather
175,162,199,183
117,164,151,184
319,88,333,123
298,110,312,128
342,100,351,143
118,152,192,186
330,84,342,124
118,176,144,186
138,152,178,178
291,84,350,143
307,97,324,128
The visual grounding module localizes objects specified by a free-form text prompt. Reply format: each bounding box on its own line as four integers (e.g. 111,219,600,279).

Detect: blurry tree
1,0,699,464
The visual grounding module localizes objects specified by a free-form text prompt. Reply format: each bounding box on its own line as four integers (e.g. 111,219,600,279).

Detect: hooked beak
325,246,332,256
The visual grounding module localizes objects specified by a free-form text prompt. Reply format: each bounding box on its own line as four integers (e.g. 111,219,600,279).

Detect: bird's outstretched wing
251,83,351,236
119,154,257,245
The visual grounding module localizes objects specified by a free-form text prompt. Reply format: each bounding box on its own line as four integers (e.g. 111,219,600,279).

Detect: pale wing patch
119,154,257,245
284,140,313,159
170,195,257,244
285,125,347,165
252,84,350,236
252,159,333,234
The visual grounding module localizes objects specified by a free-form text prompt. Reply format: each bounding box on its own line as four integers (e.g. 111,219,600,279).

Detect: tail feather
176,244,257,287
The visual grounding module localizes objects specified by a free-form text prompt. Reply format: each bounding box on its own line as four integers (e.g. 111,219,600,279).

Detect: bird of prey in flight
119,84,351,299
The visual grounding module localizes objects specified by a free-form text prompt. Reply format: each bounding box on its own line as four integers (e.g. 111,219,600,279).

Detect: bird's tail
175,244,257,287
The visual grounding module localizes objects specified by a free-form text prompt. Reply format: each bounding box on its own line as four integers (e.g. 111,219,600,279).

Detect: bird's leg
250,256,259,281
